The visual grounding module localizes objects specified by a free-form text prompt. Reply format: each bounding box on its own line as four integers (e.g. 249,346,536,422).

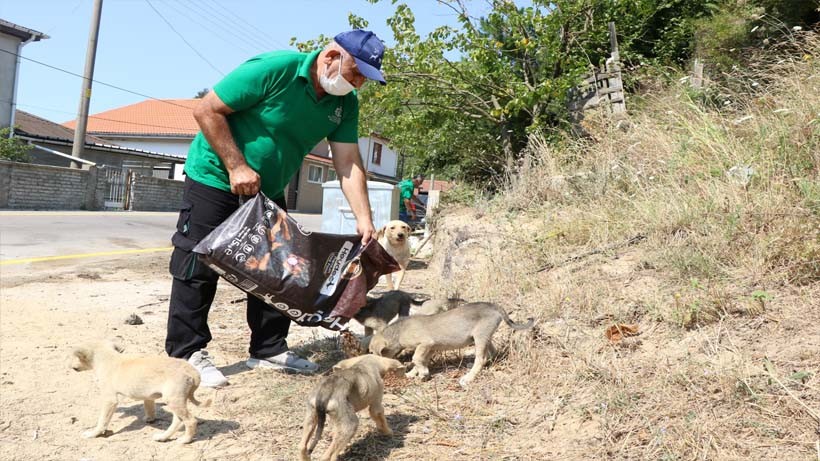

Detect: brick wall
128,174,184,211
0,161,184,211
0,160,104,210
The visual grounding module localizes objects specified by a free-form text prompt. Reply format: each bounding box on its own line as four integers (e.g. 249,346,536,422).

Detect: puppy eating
376,220,411,290
70,340,210,444
368,302,534,387
298,355,404,461
354,290,425,337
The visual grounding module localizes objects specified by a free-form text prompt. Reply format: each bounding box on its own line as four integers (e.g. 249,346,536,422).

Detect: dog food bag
193,193,400,331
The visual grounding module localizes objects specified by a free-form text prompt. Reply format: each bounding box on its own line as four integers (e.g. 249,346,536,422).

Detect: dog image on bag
354,290,425,337
70,340,210,444
376,220,411,290
298,354,404,461
368,302,534,387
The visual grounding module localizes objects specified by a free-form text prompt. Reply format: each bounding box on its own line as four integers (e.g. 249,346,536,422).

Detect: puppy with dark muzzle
368,302,534,387
298,355,404,461
354,290,425,337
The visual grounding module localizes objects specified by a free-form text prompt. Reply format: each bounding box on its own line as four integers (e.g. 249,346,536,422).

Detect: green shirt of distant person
398,179,414,213
183,50,359,199
397,175,425,219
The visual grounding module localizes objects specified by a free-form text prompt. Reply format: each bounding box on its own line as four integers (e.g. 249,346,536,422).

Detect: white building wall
358,136,398,179
0,34,22,129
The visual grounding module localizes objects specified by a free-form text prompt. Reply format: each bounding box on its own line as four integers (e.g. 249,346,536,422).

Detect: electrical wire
0,48,198,111
157,0,261,57
144,0,225,76
176,0,272,54
201,0,291,50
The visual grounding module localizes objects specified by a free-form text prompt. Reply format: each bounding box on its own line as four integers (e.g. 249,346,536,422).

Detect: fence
568,22,627,121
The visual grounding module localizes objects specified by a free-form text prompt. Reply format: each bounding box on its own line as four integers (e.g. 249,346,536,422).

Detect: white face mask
319,54,356,96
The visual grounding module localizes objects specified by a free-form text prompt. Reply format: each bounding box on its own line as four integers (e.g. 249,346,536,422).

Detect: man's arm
329,141,376,244
193,91,260,196
403,198,416,220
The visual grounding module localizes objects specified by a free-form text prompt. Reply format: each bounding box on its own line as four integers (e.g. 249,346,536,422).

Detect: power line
201,0,291,50
158,0,261,57
176,0,272,54
0,48,196,111
144,0,225,76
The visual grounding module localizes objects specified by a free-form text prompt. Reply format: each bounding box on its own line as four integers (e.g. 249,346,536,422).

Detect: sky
2,0,497,125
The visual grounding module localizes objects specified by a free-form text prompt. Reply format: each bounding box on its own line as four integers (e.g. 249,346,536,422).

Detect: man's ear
321,49,340,66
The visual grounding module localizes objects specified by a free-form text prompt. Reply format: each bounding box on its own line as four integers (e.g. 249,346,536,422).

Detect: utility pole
71,0,104,168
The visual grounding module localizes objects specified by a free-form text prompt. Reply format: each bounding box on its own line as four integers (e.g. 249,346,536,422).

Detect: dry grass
184,33,819,461
410,32,820,459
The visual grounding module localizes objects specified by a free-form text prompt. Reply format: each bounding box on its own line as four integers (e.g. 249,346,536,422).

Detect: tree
194,88,210,99
0,128,31,163
295,1,768,184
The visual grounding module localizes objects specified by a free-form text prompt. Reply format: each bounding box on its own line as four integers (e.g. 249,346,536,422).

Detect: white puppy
377,220,411,290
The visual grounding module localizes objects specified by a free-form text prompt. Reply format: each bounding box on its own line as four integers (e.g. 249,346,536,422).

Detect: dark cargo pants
165,176,290,360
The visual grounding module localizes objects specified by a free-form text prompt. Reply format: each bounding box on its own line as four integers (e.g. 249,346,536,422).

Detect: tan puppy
377,220,411,290
70,340,210,444
369,302,534,387
298,355,404,461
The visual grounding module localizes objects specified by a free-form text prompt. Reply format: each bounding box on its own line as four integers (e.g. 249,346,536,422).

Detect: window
307,164,324,184
371,142,382,165
327,169,337,181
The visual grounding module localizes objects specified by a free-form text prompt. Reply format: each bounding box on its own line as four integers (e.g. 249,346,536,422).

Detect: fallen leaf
605,324,640,342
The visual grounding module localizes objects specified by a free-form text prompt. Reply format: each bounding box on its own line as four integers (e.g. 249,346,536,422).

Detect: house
63,99,199,179
0,19,47,131
64,98,401,213
15,110,186,175
14,109,187,209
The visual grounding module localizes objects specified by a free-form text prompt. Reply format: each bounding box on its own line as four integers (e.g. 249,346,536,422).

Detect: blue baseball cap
334,29,386,85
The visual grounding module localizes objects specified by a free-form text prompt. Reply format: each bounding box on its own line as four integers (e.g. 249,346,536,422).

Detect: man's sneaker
188,350,229,388
246,351,319,374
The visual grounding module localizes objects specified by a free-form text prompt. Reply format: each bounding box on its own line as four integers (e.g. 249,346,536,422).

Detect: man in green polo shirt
166,30,387,387
398,174,425,223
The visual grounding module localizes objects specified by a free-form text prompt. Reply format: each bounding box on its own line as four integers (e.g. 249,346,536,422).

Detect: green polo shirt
184,50,359,199
398,179,414,213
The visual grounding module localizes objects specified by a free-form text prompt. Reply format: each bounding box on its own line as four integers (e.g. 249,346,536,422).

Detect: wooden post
692,59,704,89
609,22,620,63
606,22,626,116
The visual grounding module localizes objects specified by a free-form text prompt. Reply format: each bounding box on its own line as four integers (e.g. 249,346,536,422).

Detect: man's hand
357,220,377,246
229,164,261,196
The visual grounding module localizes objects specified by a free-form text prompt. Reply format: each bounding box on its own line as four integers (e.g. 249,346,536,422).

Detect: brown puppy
354,290,425,337
369,302,534,387
298,355,404,461
70,340,210,444
376,220,411,290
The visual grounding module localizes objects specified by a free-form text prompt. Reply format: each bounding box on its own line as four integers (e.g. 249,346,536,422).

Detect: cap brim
352,56,386,85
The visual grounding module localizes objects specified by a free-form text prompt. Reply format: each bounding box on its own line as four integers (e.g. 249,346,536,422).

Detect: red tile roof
420,179,453,192
63,99,200,137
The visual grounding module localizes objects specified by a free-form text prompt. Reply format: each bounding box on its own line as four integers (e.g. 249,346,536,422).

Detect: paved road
0,210,323,265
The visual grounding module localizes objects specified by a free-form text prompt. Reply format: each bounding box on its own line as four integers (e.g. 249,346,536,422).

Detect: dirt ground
0,249,442,461
3,210,819,461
